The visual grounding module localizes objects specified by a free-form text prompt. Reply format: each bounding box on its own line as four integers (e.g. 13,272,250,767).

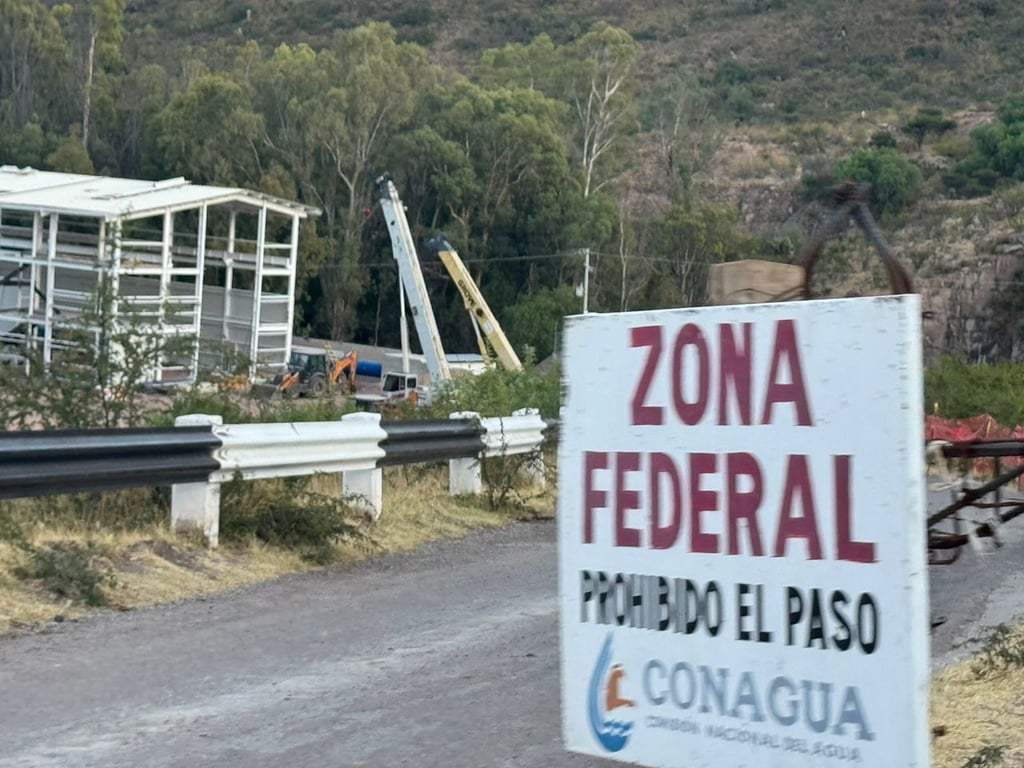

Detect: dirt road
0,511,1020,768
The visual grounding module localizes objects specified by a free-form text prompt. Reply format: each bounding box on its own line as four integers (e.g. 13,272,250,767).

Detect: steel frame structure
0,167,318,383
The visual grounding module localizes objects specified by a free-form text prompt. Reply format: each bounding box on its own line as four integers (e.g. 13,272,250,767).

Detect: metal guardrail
0,426,221,499
0,411,553,547
212,415,387,482
481,409,548,457
378,418,485,467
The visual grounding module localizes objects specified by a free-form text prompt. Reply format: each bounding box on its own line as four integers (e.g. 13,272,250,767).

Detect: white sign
558,296,928,768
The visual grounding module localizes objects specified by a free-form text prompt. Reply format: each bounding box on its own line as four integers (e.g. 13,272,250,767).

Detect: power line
310,252,1024,291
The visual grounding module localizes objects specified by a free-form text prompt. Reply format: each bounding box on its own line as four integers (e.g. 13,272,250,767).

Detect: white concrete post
171,414,224,548
449,411,483,496
513,407,547,488
340,412,383,520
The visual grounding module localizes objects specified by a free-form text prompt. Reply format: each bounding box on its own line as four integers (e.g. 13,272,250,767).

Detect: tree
0,281,194,430
0,117,50,168
56,0,125,150
475,34,560,93
312,23,430,240
104,62,170,177
901,107,956,149
155,73,264,186
946,94,1024,196
503,285,580,361
364,76,620,352
0,0,70,130
475,23,641,198
646,73,724,204
563,22,640,197
639,203,749,309
836,148,922,215
296,24,431,339
392,79,580,317
246,43,332,220
46,127,94,173
996,93,1024,127
610,190,656,312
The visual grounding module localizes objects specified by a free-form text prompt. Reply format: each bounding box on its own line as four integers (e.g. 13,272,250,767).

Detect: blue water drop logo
587,633,634,753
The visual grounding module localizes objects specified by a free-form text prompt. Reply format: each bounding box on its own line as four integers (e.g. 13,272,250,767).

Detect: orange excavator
273,346,357,397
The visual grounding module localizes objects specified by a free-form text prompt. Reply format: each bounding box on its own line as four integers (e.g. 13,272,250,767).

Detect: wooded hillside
6,1,1024,361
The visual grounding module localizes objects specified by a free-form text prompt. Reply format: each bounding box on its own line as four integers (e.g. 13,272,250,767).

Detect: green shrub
902,107,956,148
151,386,356,428
925,358,1024,425
800,156,837,202
0,506,31,552
425,360,562,420
933,134,973,161
262,396,356,423
24,541,116,607
3,503,118,607
712,59,753,86
969,624,1024,680
0,282,195,430
503,285,579,361
947,92,1024,197
962,744,1008,768
870,130,898,149
219,475,367,564
835,147,922,215
152,387,255,426
2,489,167,535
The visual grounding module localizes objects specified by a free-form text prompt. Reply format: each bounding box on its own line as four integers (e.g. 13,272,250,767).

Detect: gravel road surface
0,522,619,768
1,506,1021,767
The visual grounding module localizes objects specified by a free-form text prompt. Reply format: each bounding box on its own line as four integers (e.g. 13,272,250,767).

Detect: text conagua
643,661,874,742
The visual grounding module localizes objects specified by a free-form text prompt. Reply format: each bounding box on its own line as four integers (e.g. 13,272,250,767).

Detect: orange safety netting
925,413,1024,475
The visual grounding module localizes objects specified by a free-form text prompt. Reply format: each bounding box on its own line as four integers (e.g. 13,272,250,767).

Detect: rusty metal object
797,181,914,300
927,440,1024,564
788,184,1024,565
927,462,1024,528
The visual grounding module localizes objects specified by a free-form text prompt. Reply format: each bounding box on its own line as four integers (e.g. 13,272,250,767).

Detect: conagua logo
587,632,635,752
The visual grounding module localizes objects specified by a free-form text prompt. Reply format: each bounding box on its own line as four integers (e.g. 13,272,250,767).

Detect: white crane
375,174,452,386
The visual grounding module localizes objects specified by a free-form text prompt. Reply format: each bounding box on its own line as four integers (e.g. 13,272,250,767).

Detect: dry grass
0,464,555,635
932,625,1024,767
0,531,312,630
370,465,544,552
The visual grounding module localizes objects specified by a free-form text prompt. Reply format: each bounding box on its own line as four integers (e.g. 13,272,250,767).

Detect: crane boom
426,236,523,373
376,175,451,384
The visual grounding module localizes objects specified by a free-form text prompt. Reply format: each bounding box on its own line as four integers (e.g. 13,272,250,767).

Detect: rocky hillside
126,0,1024,118
687,106,1024,365
120,0,1024,363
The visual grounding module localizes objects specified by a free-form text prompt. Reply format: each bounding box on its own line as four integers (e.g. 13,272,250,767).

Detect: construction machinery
353,370,426,412
375,174,451,387
355,177,523,413
352,176,453,411
272,346,357,397
426,236,523,372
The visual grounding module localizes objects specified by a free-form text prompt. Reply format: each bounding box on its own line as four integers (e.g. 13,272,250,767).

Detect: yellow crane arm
428,238,523,373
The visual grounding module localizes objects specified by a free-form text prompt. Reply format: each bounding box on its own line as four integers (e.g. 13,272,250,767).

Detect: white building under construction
0,166,318,382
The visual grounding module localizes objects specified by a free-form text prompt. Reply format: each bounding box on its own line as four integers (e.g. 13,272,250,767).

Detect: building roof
0,166,320,220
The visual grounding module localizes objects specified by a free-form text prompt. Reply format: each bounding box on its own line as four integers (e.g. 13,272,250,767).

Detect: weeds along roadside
0,362,561,632
0,459,556,632
931,623,1024,768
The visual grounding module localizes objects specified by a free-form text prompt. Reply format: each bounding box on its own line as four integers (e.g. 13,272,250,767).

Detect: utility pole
582,248,591,314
